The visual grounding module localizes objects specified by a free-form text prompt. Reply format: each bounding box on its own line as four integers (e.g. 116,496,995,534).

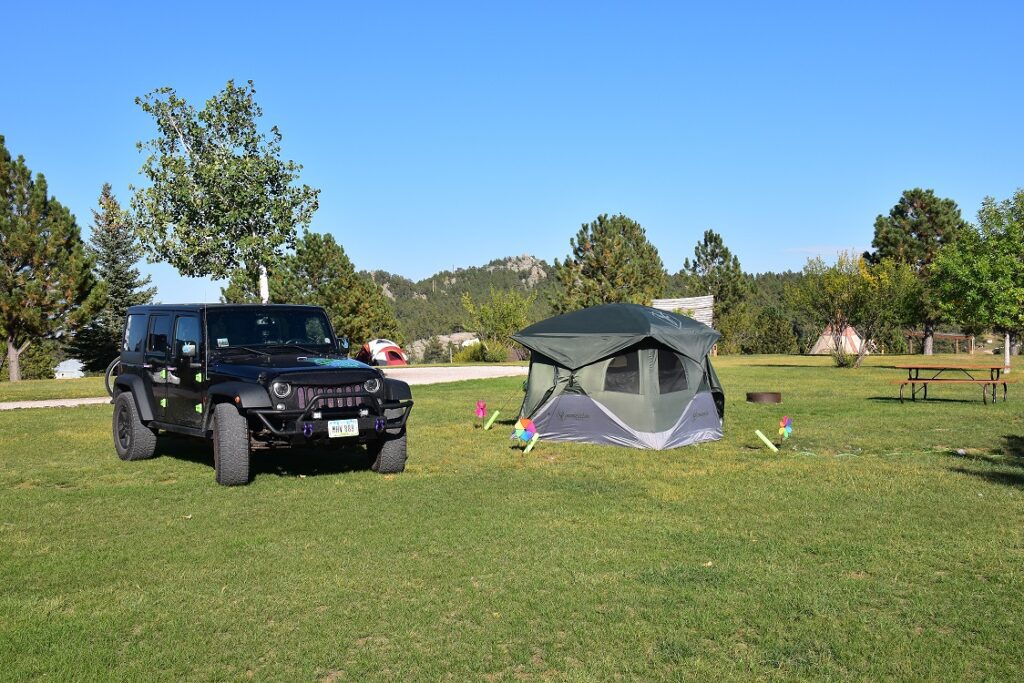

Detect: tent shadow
154,434,372,478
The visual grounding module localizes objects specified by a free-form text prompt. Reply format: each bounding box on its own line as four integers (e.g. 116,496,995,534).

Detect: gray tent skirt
531,392,723,450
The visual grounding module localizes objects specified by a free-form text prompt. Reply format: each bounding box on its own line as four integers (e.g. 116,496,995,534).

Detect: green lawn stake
755,430,779,452
523,433,540,454
483,411,500,430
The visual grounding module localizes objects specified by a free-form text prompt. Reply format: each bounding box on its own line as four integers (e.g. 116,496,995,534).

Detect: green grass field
0,376,105,402
1,355,1022,680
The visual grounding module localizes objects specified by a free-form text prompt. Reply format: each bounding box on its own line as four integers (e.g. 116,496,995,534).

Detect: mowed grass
1,355,1022,680
0,376,106,402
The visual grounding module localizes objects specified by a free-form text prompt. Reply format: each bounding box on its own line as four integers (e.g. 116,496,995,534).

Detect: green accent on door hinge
195,372,203,382
195,404,203,414
159,398,167,408
159,369,166,380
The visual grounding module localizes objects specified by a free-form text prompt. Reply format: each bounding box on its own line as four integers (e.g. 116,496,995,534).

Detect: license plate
328,419,358,438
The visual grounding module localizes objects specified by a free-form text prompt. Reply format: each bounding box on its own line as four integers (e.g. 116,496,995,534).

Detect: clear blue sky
3,1,1022,302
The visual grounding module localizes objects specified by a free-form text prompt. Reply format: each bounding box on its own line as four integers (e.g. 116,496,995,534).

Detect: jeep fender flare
384,377,412,402
113,374,155,422
207,382,273,411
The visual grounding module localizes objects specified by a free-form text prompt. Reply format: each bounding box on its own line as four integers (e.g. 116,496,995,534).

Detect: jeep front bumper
247,387,412,441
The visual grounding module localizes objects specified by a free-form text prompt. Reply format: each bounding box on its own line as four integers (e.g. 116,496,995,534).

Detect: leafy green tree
749,306,799,354
714,303,757,355
462,287,537,360
70,184,156,371
675,229,749,319
866,188,969,354
222,232,400,346
550,214,666,312
787,252,918,368
132,80,319,302
848,258,921,368
797,254,861,366
931,189,1024,371
0,135,93,381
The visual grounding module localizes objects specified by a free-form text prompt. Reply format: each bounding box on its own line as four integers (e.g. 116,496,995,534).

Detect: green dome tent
512,303,725,449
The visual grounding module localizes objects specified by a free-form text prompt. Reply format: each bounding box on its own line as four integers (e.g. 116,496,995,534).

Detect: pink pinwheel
475,401,487,419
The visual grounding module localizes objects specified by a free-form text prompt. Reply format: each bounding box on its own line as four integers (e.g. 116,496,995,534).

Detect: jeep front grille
295,384,363,409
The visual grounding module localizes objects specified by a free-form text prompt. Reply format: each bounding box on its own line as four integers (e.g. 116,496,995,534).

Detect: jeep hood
210,354,380,383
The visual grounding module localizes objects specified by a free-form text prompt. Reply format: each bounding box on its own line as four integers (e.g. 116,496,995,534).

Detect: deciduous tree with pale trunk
931,189,1024,374
131,80,319,302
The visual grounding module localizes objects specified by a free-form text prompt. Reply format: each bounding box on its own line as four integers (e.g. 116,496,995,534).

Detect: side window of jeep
172,315,201,359
123,314,147,352
147,315,171,355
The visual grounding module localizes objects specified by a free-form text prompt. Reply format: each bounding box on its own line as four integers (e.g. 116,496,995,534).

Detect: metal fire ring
746,392,782,403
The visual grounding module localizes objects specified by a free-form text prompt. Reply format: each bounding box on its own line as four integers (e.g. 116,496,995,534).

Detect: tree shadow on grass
947,466,1024,489
945,435,1024,489
866,396,982,405
155,434,372,479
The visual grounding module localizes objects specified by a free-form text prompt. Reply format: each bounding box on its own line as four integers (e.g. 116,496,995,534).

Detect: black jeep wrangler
110,304,413,485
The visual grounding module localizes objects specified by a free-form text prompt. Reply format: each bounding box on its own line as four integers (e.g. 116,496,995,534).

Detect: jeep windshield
206,308,338,352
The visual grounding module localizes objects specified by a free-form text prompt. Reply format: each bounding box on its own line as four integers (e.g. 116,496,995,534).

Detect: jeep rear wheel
212,403,251,486
369,430,407,474
113,392,158,461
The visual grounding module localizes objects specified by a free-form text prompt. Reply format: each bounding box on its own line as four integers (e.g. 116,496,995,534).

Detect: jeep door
167,313,204,429
145,314,172,419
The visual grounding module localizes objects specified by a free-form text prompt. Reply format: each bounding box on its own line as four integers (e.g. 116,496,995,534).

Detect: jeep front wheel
113,392,158,461
212,403,251,486
369,430,407,474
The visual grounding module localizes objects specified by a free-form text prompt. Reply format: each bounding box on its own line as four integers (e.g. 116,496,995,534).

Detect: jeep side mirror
181,342,197,358
339,336,350,354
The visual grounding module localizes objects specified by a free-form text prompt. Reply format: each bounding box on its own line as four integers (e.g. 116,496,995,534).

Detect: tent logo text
651,310,683,329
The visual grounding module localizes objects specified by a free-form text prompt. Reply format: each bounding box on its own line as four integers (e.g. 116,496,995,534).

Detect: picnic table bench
891,364,1015,404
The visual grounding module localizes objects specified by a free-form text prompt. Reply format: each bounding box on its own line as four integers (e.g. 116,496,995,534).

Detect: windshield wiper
218,345,269,360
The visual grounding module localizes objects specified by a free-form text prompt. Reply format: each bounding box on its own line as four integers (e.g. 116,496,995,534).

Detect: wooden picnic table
892,364,1013,403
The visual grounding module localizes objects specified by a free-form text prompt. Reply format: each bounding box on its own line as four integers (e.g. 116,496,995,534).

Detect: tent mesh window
658,349,688,394
604,352,640,393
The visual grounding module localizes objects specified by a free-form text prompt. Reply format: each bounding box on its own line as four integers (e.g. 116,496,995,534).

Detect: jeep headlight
271,381,293,399
363,378,381,394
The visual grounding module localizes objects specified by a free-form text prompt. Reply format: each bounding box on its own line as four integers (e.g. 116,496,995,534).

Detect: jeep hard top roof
126,303,327,314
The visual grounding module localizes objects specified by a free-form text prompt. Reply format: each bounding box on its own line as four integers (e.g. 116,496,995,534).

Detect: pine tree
420,336,446,363
866,188,968,354
676,230,748,320
70,184,156,371
550,214,666,313
0,135,93,381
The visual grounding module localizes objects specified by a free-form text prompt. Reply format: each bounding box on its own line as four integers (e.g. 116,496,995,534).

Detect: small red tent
356,339,409,366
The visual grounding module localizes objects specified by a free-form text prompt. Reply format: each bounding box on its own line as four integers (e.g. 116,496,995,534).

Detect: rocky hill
362,254,555,342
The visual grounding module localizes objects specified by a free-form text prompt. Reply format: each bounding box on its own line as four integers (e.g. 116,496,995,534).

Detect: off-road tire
369,430,407,474
212,403,251,486
113,391,158,461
